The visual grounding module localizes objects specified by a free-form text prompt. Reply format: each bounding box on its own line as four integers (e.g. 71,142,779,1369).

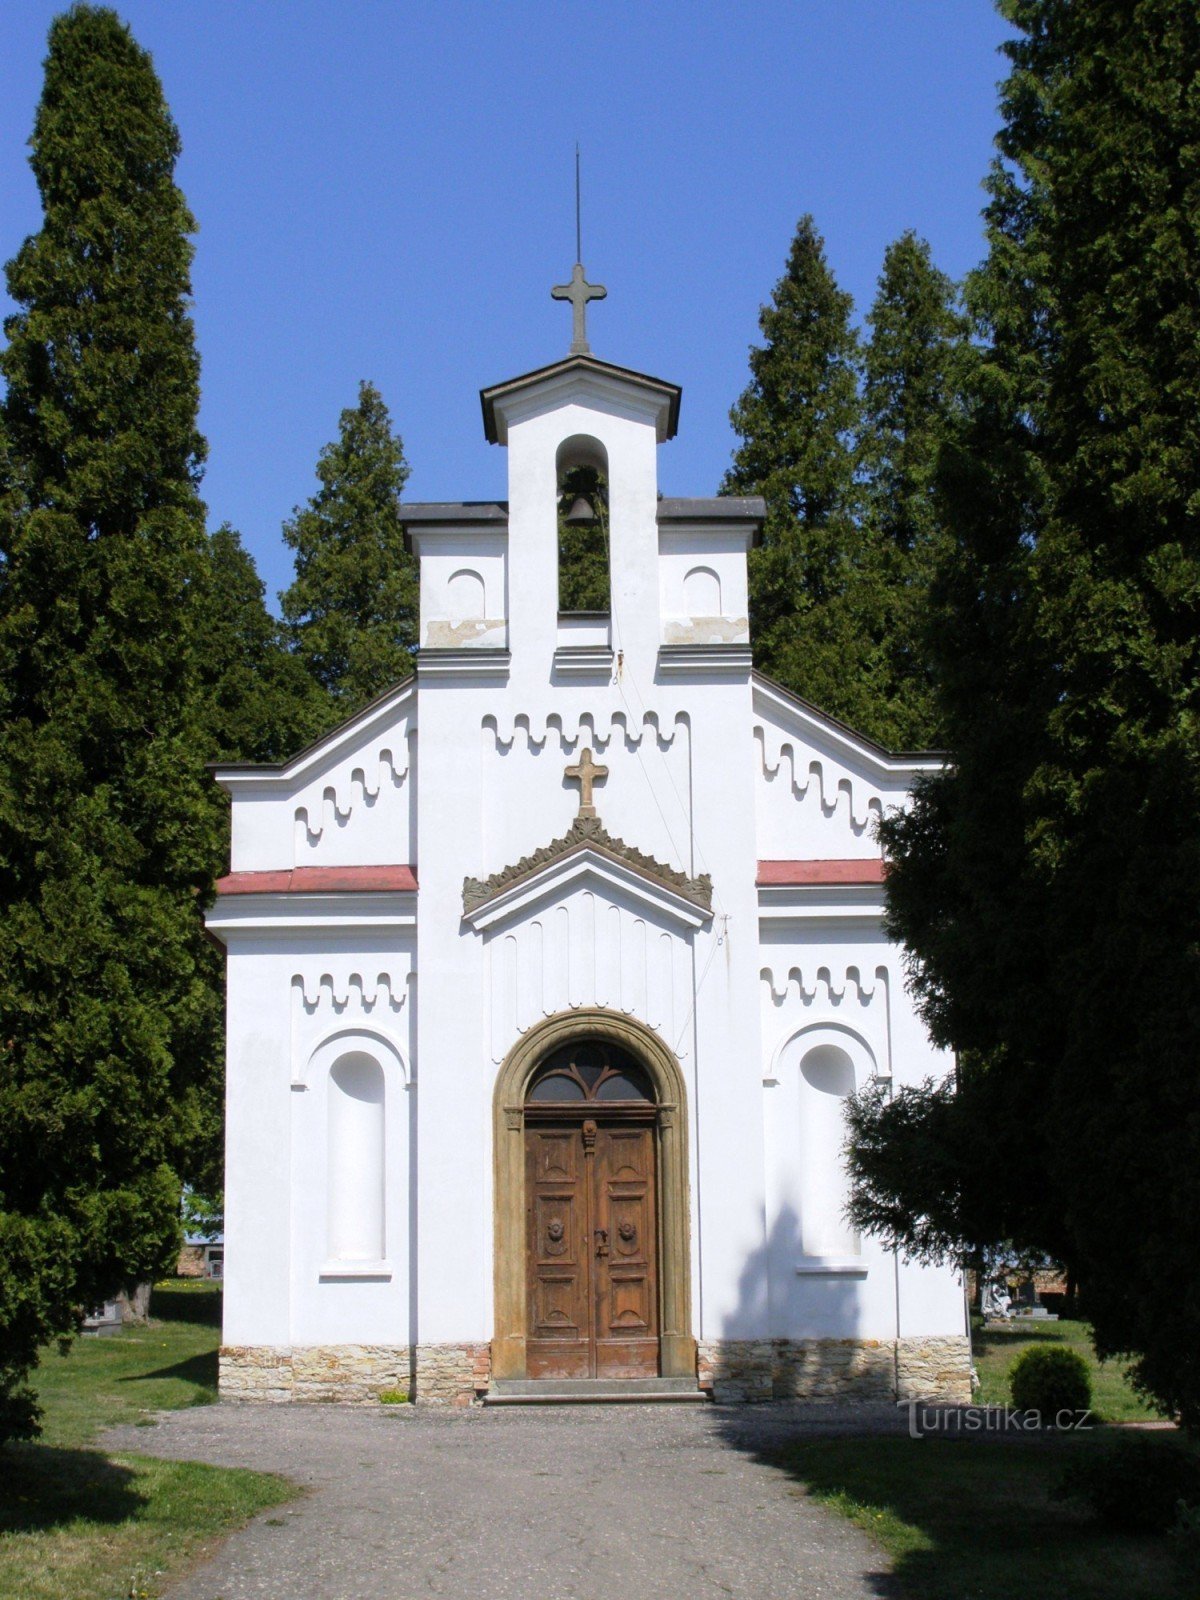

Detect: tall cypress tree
195,524,328,763
722,217,876,731
853,0,1200,1423
0,5,219,1438
280,381,416,722
860,233,968,748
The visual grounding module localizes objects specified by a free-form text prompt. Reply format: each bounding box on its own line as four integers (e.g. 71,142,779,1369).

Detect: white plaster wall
758,924,963,1341
505,397,662,687
753,714,905,862
484,883,696,1065
220,935,415,1350
415,529,508,650
226,698,416,873
658,527,750,645
216,362,966,1371
479,709,693,881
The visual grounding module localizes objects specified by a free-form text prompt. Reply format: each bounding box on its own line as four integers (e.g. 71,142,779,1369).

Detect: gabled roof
462,814,712,931
751,671,948,777
210,675,415,791
480,354,681,444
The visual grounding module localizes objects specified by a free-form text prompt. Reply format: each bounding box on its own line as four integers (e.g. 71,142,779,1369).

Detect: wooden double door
525,1115,660,1380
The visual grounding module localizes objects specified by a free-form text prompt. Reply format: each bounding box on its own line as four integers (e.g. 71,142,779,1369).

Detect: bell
564,494,596,526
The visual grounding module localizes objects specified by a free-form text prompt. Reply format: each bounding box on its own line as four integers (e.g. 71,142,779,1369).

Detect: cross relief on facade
565,746,607,818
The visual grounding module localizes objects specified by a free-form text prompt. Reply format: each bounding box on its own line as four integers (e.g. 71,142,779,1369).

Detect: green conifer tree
853,0,1200,1424
860,233,967,748
722,217,890,740
196,524,328,762
280,382,416,721
0,5,219,1438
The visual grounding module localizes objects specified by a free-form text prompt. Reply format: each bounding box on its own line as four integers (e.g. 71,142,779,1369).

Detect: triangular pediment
462,815,712,931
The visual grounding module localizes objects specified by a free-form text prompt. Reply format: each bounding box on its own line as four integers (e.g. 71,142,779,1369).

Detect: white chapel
206,269,971,1405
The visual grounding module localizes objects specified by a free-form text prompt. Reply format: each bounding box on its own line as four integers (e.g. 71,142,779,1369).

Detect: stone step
485,1377,709,1406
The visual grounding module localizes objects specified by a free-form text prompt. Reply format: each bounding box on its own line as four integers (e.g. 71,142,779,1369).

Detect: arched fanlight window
526,1039,654,1104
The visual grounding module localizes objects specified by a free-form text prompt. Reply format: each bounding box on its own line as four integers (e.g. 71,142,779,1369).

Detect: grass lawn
971,1316,1164,1422
770,1434,1195,1600
0,1281,296,1600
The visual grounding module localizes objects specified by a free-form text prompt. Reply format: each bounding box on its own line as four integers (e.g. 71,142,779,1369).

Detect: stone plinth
413,1343,491,1406
219,1344,412,1404
697,1335,971,1404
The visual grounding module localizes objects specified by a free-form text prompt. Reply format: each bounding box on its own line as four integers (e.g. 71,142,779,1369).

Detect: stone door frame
492,1008,694,1381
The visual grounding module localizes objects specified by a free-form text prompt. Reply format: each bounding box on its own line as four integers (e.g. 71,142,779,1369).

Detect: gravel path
104,1401,906,1600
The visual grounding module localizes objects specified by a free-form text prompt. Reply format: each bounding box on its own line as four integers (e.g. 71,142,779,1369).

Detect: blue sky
2,2,1014,607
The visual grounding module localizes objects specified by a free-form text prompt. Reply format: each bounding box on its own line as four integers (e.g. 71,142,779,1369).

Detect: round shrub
1056,1435,1200,1534
1009,1344,1091,1421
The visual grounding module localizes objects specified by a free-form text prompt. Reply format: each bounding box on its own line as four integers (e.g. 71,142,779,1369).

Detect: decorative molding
481,709,684,754
757,859,884,887
463,814,711,916
217,866,417,896
292,971,413,1015
491,1008,694,1384
754,726,884,833
552,644,614,679
656,643,753,677
294,746,410,847
417,647,511,680
759,963,887,1008
795,1258,869,1277
318,1262,393,1281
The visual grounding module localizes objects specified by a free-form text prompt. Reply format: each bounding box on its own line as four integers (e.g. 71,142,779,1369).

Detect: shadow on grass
150,1282,222,1328
0,1443,147,1534
714,1427,1190,1600
116,1349,218,1395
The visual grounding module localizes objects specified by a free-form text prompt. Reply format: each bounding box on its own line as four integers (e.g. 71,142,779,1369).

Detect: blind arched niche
327,1050,386,1262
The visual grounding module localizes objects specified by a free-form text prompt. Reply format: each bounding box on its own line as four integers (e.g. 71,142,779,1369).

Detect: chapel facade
207,286,971,1405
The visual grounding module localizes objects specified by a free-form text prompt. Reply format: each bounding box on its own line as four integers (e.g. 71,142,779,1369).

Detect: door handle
594,1228,609,1257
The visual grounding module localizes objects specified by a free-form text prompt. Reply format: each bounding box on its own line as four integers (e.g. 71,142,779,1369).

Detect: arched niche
492,1008,693,1381
772,1023,873,1259
327,1051,385,1261
446,567,486,622
683,564,722,617
299,1027,411,1281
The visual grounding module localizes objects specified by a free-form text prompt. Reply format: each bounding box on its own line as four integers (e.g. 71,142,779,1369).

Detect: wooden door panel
525,1117,660,1381
594,1126,659,1378
526,1128,589,1379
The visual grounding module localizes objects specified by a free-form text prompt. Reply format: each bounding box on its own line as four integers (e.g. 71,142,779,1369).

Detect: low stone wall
219,1344,413,1404
895,1335,973,1403
697,1335,971,1404
221,1335,970,1405
413,1343,492,1406
220,1342,492,1405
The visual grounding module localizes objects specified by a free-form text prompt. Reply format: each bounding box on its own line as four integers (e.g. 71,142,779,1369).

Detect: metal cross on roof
565,746,608,818
551,263,607,356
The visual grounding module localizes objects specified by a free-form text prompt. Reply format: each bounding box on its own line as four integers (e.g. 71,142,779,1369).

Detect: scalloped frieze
482,709,685,754
754,726,883,835
294,743,411,850
291,970,414,1016
759,963,889,1008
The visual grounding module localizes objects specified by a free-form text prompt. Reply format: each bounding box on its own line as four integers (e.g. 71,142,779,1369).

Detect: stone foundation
221,1335,969,1405
220,1342,492,1405
220,1344,413,1404
413,1343,492,1406
895,1336,973,1403
697,1336,971,1404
